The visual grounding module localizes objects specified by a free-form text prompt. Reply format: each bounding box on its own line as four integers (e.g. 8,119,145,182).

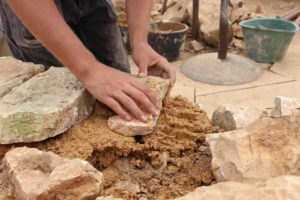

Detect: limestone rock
3,147,104,200
207,114,300,183
0,67,95,144
195,0,233,47
232,23,243,38
108,76,169,137
190,40,204,52
162,0,192,23
175,176,300,200
0,56,44,98
212,104,266,131
271,96,300,118
97,197,123,200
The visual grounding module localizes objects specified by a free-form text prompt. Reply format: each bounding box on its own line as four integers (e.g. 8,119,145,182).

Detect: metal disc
181,53,262,85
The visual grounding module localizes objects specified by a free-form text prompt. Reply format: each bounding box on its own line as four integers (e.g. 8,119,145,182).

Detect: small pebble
199,146,208,152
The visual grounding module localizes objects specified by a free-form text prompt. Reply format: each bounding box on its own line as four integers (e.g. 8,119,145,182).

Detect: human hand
132,43,176,94
81,63,159,121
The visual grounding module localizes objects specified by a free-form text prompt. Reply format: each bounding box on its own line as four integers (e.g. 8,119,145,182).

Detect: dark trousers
0,0,130,72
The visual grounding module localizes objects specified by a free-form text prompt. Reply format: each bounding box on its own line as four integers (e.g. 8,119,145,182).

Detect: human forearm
6,0,100,81
126,0,152,50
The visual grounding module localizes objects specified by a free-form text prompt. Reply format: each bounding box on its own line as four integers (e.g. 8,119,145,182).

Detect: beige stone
190,40,204,52
175,176,300,200
198,0,233,47
0,67,95,144
207,114,300,183
232,23,244,38
271,96,300,118
97,197,123,200
162,0,192,23
108,76,169,137
3,147,103,200
212,104,267,131
0,56,44,98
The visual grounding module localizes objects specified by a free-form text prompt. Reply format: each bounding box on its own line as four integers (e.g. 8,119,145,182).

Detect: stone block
108,76,169,137
0,67,95,144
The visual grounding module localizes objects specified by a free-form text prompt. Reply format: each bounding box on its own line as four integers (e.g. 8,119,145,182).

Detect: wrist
69,57,107,84
131,42,149,53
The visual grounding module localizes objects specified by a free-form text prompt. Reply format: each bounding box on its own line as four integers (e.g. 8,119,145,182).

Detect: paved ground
169,32,300,118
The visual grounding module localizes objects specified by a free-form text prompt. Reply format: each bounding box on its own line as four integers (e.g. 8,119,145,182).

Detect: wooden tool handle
218,0,229,60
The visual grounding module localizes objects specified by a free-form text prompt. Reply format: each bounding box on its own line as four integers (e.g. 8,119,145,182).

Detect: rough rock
0,67,95,144
197,0,233,47
271,96,300,118
108,76,169,137
162,0,192,23
175,176,300,200
232,38,246,50
2,147,104,200
207,114,300,183
190,40,204,52
97,197,123,200
232,23,243,38
212,104,267,131
0,56,44,98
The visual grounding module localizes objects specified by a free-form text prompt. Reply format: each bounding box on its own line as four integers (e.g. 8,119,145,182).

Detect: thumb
138,61,148,78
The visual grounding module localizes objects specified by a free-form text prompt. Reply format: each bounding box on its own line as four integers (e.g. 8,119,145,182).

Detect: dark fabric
0,0,130,72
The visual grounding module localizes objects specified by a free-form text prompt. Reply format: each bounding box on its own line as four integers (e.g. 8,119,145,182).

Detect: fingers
159,59,176,87
138,60,148,78
130,81,159,107
113,92,148,121
124,86,159,117
104,97,131,121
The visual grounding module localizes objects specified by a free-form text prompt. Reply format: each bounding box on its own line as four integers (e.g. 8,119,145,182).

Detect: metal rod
162,0,168,14
218,0,229,60
192,0,199,39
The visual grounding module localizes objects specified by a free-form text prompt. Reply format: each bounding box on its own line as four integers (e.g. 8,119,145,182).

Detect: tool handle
218,0,229,60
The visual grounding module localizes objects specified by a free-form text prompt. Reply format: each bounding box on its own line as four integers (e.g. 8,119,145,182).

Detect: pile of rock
113,0,265,49
187,96,300,199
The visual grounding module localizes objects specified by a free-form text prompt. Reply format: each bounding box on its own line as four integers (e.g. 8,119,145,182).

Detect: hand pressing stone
108,76,169,137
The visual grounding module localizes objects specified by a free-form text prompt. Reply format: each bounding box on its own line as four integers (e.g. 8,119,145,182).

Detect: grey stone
212,104,267,131
0,56,44,98
0,67,95,144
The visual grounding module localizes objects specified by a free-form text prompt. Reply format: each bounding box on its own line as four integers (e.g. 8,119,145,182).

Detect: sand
0,96,220,200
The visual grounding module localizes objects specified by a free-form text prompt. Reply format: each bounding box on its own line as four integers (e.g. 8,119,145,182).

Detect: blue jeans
0,0,130,72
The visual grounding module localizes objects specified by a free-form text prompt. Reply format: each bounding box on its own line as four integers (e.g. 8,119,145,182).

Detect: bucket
240,17,299,63
148,22,188,62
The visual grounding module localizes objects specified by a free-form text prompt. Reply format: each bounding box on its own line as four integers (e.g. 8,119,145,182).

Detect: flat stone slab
108,76,169,137
3,147,103,200
0,56,44,97
0,67,95,144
